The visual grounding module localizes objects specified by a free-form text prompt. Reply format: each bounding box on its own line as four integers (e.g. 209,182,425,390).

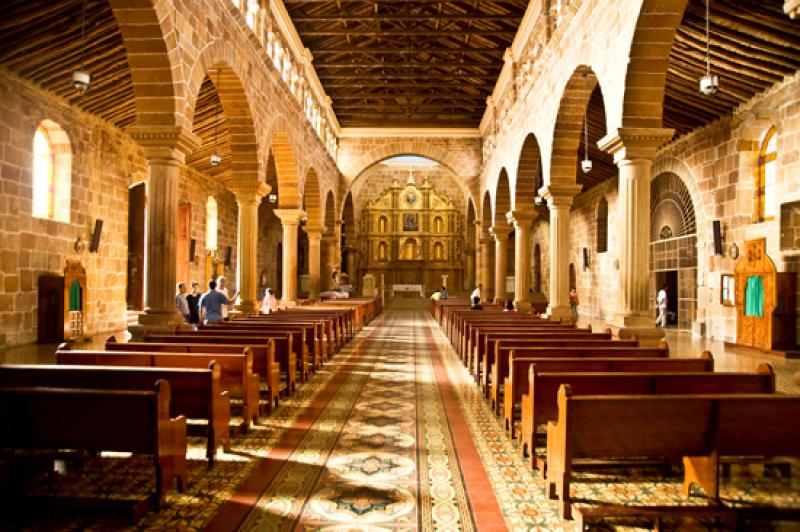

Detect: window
434,242,444,260
377,242,387,261
596,197,608,253
32,120,71,222
206,196,218,251
756,127,777,222
378,216,387,233
721,274,735,307
434,216,443,233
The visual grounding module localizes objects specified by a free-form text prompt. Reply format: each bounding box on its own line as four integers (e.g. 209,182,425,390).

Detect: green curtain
69,279,82,312
744,275,764,318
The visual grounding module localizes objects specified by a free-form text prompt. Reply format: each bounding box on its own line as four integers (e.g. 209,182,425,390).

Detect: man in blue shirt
198,279,230,324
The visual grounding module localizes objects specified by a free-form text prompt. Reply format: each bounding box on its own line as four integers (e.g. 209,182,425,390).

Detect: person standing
569,287,579,320
261,287,277,314
175,282,190,323
186,281,201,326
199,279,230,324
656,284,668,327
440,286,448,300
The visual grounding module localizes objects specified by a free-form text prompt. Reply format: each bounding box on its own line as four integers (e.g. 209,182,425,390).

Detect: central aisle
207,301,554,531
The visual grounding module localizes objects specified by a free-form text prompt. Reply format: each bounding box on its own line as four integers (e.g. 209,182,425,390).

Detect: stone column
127,125,200,333
304,225,324,298
474,221,483,288
540,184,582,321
786,0,799,19
490,225,513,303
228,181,269,314
507,209,538,311
321,234,338,290
274,209,306,306
599,128,674,343
480,235,493,295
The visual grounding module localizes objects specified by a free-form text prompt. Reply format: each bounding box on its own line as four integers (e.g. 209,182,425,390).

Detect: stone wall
257,201,283,298
0,72,144,347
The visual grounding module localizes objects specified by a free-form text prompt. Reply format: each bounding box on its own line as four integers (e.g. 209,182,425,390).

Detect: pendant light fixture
581,110,592,173
699,0,719,96
210,68,222,167
72,0,91,93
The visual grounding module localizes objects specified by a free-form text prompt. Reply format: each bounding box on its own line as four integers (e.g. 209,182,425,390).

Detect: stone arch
481,190,492,230
550,66,600,185
650,172,697,241
324,190,336,232
515,133,542,209
622,0,689,129
342,141,476,184
342,191,355,244
268,125,302,209
109,0,181,127
494,169,511,226
651,156,707,237
303,168,323,227
185,51,261,185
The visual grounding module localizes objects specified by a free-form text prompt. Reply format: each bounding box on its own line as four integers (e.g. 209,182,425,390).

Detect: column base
234,301,259,316
280,299,297,309
606,314,665,347
547,305,574,323
129,310,184,340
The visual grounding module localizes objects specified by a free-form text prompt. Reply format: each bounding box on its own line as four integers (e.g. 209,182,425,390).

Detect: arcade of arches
1,0,800,529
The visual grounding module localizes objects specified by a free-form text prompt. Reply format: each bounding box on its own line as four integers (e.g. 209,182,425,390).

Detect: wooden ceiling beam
326,94,487,100
312,47,503,53
293,15,522,21
317,73,498,79
333,104,486,110
313,61,500,68
299,29,515,36
323,82,490,88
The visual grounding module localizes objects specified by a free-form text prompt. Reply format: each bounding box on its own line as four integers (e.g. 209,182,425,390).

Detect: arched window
596,197,608,253
434,216,443,233
377,242,387,260
378,216,388,233
206,196,218,251
32,120,71,222
757,127,777,222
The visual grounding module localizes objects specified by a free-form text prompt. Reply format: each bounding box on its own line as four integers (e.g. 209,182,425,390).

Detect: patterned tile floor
1,301,799,531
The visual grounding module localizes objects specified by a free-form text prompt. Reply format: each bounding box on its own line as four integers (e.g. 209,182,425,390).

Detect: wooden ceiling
664,0,800,137
283,0,528,128
0,0,136,129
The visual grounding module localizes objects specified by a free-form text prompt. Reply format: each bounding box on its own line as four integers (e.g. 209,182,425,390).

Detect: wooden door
126,183,146,310
177,202,191,286
37,275,64,343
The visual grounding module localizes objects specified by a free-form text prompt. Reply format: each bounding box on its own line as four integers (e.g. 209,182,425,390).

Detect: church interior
1,0,800,529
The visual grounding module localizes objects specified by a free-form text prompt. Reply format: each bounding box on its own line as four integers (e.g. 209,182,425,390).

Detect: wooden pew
57,349,259,429
240,314,337,359
489,343,670,413
471,325,593,369
457,315,566,360
517,353,717,464
200,322,320,372
0,380,186,510
479,332,627,392
545,385,800,519
106,338,280,413
144,332,296,395
0,363,230,463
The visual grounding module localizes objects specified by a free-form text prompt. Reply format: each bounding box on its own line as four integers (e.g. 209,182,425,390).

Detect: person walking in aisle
199,279,230,325
261,287,277,314
656,283,668,327
175,282,190,323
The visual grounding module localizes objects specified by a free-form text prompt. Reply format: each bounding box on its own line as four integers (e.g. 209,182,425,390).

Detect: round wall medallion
729,243,739,259
406,192,417,206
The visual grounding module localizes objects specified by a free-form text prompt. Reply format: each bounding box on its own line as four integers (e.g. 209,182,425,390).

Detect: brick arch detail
109,0,181,127
267,124,302,209
324,190,336,231
303,168,323,226
494,169,511,225
515,133,542,209
651,156,707,240
345,142,475,183
622,0,689,128
481,190,493,232
550,66,600,185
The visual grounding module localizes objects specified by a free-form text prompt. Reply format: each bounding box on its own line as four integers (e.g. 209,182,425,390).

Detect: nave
3,300,800,531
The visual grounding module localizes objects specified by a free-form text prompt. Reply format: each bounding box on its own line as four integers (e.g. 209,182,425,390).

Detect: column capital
274,209,306,225
506,209,538,229
228,180,270,203
539,184,582,207
126,125,201,162
598,127,675,163
785,0,799,18
303,225,325,239
489,224,514,239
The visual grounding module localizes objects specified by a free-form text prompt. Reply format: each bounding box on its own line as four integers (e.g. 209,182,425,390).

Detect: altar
391,284,425,298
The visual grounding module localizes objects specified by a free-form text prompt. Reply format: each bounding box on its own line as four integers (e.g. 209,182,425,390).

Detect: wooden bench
143,332,296,396
0,363,230,463
107,338,280,413
546,385,800,519
574,504,737,532
0,380,186,509
471,325,595,372
57,349,260,430
240,315,337,359
517,353,717,466
489,343,670,413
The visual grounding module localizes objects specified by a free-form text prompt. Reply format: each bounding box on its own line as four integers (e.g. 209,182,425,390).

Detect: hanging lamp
699,0,719,95
72,0,91,93
210,68,222,167
581,111,592,173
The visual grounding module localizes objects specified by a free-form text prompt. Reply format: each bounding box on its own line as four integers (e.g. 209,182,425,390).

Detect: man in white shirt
656,284,668,327
216,276,239,319
470,284,482,308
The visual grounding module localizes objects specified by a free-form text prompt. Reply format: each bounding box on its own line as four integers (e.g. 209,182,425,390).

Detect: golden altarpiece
358,177,465,294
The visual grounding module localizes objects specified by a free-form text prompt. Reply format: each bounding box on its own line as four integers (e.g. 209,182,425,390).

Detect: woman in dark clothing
186,281,201,325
